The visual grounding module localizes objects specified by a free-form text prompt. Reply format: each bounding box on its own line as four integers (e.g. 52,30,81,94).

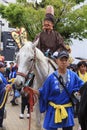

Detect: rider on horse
34,5,68,58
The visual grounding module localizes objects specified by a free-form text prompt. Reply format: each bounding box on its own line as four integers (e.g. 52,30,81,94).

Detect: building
1,31,17,61
0,0,17,61
0,17,17,61
0,0,41,61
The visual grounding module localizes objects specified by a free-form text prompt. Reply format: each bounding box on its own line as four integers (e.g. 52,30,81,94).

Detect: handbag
53,73,79,118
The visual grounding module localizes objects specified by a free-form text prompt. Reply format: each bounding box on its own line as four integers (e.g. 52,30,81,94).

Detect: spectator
0,62,11,130
19,88,30,119
5,62,14,81
77,61,87,82
8,66,18,106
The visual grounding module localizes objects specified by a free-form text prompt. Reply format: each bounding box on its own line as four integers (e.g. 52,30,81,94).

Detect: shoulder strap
53,73,70,97
53,73,78,104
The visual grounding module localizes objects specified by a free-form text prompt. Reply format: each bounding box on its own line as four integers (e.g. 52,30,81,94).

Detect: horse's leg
35,102,41,127
33,78,45,130
34,102,45,130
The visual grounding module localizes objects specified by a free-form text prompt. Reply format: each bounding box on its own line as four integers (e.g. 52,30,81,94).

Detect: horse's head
14,39,39,88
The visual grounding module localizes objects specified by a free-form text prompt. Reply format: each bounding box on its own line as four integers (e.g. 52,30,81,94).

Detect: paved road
4,95,79,130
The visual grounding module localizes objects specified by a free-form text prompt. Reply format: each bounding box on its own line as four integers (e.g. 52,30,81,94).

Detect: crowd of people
0,58,30,130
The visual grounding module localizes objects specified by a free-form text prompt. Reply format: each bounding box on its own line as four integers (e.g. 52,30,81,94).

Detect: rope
23,87,38,130
0,76,37,130
0,90,8,109
23,87,37,112
0,78,15,109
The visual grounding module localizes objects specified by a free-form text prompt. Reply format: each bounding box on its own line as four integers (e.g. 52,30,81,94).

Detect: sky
70,39,87,63
73,0,87,10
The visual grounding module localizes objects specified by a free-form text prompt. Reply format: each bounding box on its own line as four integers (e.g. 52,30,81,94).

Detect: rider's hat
44,5,54,24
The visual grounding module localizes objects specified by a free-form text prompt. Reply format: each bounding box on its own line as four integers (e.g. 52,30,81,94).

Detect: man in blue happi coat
28,50,84,130
0,62,11,130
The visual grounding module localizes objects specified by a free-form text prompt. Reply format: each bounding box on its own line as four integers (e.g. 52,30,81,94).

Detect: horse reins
17,49,36,130
16,48,55,130
17,72,27,78
17,49,36,80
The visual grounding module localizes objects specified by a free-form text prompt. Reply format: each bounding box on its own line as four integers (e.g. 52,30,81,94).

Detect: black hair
67,64,77,72
77,61,87,68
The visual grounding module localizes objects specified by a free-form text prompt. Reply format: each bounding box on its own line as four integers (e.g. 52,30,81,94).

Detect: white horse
15,40,57,130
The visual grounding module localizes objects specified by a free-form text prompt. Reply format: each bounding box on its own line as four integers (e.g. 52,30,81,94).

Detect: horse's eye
30,59,33,61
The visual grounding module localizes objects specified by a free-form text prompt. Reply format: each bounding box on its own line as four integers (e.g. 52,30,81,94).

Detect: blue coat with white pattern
39,69,84,129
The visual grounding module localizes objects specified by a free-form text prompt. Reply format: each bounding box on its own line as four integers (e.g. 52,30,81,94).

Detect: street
4,95,79,130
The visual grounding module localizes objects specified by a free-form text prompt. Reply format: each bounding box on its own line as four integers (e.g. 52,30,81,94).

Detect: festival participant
9,66,18,106
77,61,87,130
5,62,14,81
34,5,67,56
19,88,30,119
0,62,11,130
28,50,84,130
77,61,87,82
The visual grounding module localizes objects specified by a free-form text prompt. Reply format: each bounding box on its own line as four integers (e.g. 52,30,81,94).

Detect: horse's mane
22,41,45,59
22,41,57,69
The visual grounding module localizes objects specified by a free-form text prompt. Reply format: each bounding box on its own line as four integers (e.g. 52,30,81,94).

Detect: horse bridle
17,49,36,81
17,48,52,82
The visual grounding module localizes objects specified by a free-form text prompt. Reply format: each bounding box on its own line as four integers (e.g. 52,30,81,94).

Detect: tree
0,0,86,42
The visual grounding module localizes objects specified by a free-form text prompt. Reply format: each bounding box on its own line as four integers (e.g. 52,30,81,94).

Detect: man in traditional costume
34,5,67,55
29,50,84,130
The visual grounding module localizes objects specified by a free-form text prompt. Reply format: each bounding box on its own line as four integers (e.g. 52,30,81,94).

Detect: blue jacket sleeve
70,71,84,93
39,76,51,113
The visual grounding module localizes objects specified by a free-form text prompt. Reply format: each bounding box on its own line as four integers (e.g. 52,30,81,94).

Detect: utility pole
0,20,4,51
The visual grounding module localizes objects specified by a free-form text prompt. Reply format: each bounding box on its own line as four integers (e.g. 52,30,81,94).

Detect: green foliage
16,0,27,2
0,4,6,18
0,0,87,42
0,4,25,27
76,0,85,4
21,7,45,40
61,4,87,40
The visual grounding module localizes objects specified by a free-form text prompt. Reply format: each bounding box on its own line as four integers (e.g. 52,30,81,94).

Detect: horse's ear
32,38,39,48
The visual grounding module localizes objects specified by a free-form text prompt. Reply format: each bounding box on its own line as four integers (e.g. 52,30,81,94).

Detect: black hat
53,51,69,59
0,62,5,68
44,14,54,23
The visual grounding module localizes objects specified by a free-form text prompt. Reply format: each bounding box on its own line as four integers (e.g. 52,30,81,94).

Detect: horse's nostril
20,81,23,86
